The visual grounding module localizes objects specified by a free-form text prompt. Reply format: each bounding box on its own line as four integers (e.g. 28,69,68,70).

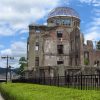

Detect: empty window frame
55,19,71,26
35,42,39,51
57,31,63,38
64,19,71,26
70,58,72,66
56,19,60,25
57,61,64,65
35,57,39,66
57,45,63,54
84,51,89,59
35,29,40,33
94,61,100,66
84,51,89,64
75,57,78,66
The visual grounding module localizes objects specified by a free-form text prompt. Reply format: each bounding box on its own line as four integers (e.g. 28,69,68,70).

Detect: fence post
39,77,40,84
91,75,92,89
67,74,70,88
81,72,82,90
99,74,100,88
72,73,74,88
65,71,67,86
58,75,59,87
95,75,96,90
50,77,51,85
65,72,66,85
44,73,45,85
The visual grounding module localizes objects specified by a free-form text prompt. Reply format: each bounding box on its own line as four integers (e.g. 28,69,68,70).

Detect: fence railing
12,74,100,90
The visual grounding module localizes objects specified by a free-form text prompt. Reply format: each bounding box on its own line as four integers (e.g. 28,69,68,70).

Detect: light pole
1,55,14,83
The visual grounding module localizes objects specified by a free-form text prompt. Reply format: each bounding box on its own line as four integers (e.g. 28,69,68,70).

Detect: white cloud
0,24,14,36
0,41,27,57
84,20,100,41
84,5,100,42
79,0,100,6
0,56,20,68
1,49,12,56
0,60,7,68
85,32,100,41
79,0,92,3
0,41,27,68
61,0,71,5
0,0,60,36
0,0,63,67
92,0,100,6
43,22,47,25
92,17,100,26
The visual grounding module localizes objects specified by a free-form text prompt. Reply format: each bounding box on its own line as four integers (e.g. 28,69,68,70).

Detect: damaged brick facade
25,7,100,78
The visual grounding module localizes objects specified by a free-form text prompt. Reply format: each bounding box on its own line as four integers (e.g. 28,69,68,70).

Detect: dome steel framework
48,7,80,19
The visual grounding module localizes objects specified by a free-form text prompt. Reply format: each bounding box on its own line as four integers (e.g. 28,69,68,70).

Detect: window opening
57,45,63,54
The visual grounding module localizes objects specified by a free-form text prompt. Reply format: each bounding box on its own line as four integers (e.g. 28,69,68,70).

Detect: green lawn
0,83,100,100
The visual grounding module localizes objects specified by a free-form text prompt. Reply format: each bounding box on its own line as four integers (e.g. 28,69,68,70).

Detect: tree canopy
19,57,27,75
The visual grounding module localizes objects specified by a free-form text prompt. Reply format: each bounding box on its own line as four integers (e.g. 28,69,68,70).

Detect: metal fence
12,74,100,90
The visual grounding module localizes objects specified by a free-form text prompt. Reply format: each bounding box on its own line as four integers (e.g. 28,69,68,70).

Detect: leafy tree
96,40,100,50
19,57,27,75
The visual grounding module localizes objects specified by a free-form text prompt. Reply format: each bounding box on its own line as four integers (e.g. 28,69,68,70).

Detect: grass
0,83,100,100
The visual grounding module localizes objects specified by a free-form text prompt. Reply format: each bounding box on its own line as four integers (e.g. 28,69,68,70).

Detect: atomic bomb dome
48,7,80,19
27,6,100,79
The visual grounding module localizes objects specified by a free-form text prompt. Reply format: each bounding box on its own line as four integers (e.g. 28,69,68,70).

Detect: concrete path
0,94,4,100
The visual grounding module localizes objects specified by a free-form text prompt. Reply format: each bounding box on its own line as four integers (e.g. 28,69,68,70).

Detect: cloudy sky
0,0,100,68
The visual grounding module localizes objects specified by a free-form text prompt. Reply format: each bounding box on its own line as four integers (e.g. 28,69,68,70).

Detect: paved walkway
0,94,4,100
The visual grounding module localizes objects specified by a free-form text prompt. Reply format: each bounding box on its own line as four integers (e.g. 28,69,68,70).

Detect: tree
96,40,100,50
19,57,27,75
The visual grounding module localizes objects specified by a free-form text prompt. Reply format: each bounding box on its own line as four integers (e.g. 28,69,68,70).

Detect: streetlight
1,55,14,83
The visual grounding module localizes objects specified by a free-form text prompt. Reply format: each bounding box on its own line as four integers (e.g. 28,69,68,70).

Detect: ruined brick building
26,7,100,78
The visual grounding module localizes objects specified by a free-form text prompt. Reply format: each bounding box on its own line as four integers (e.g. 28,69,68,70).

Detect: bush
0,83,100,100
